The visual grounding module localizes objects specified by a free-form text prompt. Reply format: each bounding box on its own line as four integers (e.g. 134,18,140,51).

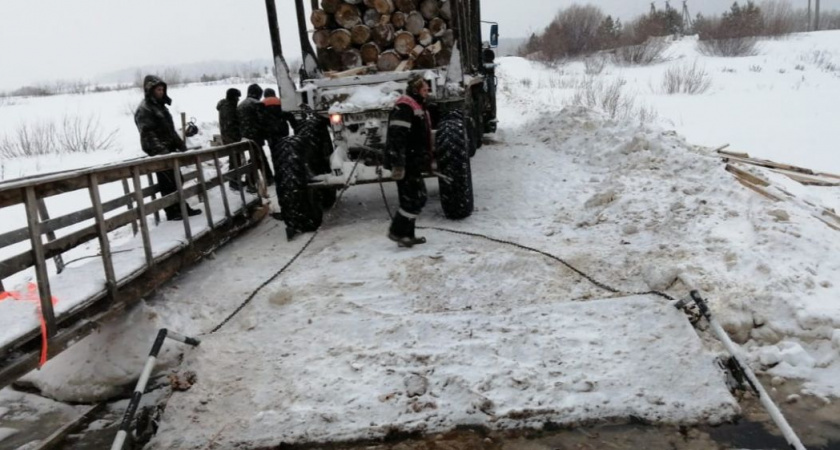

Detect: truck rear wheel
276,135,323,232
435,112,474,219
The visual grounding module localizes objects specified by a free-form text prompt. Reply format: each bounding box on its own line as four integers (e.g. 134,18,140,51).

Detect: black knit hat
226,88,241,101
246,83,263,99
264,88,277,98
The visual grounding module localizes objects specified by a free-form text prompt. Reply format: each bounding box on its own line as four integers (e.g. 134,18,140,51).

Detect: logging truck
266,0,498,230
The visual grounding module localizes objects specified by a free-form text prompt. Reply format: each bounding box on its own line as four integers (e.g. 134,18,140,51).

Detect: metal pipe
295,0,317,72
264,0,283,61
111,329,200,450
676,275,807,450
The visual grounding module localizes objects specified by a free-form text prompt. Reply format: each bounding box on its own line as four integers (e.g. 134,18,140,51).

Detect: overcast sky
1,0,837,90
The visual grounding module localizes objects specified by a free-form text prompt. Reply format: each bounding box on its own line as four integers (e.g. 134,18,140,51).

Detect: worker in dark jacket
134,75,201,220
262,88,296,141
384,73,432,247
217,88,244,190
262,88,297,177
238,83,274,187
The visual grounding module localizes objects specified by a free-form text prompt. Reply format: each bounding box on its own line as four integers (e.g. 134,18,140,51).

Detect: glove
391,166,405,180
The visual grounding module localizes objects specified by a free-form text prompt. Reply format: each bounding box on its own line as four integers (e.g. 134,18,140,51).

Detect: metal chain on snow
375,177,676,303
208,149,367,335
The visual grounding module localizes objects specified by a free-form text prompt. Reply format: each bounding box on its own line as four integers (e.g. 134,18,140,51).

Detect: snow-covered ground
2,31,840,448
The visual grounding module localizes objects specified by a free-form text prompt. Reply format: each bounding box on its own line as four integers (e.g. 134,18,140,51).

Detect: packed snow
1,30,839,448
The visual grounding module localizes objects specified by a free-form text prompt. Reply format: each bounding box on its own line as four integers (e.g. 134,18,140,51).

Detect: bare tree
761,0,798,37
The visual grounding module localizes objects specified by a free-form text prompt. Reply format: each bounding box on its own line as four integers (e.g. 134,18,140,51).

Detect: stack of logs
312,0,455,73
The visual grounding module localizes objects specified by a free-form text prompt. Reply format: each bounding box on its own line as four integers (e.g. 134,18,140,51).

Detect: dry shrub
571,77,657,124
612,37,669,66
0,114,118,158
698,37,760,57
584,55,608,75
0,122,57,157
661,61,712,94
59,116,118,153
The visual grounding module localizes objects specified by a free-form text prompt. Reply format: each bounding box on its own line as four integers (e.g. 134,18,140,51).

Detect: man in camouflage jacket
217,88,243,190
134,75,201,220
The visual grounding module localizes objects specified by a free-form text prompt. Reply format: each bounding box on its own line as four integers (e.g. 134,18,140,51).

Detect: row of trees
520,1,840,61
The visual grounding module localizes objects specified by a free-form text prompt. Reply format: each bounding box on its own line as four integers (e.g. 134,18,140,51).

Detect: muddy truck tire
275,135,323,232
435,111,474,219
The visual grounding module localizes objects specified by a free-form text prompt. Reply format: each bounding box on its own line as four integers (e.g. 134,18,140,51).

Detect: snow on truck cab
264,0,498,230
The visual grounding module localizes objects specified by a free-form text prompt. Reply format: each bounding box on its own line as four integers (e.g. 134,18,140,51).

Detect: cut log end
395,0,418,13
405,10,425,35
420,0,440,20
351,24,372,45
329,28,353,52
371,0,395,14
321,0,342,14
335,4,362,29
342,49,363,69
394,31,417,55
361,42,381,65
377,50,402,71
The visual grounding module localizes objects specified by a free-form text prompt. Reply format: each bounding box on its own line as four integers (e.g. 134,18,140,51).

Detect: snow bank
507,104,840,399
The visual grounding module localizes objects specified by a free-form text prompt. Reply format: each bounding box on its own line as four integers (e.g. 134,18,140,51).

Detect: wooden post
180,112,187,142
131,167,155,269
172,159,193,242
194,156,214,230
147,173,161,225
121,179,139,236
213,153,232,219
88,173,119,302
230,149,249,216
815,0,821,30
23,187,57,339
36,199,66,274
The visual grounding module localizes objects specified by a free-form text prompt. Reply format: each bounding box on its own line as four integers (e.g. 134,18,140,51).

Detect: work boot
388,212,417,247
286,226,301,241
406,218,426,246
229,180,243,191
166,206,202,221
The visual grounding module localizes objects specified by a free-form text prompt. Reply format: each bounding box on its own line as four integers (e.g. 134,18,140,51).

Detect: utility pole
683,0,693,30
814,0,821,31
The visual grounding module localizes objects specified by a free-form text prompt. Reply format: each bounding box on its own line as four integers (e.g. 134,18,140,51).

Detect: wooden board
726,163,770,187
768,168,840,187
735,178,781,202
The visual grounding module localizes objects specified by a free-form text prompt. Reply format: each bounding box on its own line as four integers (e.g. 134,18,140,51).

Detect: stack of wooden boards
719,148,840,231
312,0,456,75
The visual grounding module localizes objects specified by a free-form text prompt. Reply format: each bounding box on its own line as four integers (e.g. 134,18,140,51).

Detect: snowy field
1,31,840,448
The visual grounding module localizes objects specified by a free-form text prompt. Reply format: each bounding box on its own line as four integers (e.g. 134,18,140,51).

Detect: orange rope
0,283,58,367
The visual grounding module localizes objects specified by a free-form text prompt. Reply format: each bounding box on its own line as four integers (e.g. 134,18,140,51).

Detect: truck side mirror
490,24,499,48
